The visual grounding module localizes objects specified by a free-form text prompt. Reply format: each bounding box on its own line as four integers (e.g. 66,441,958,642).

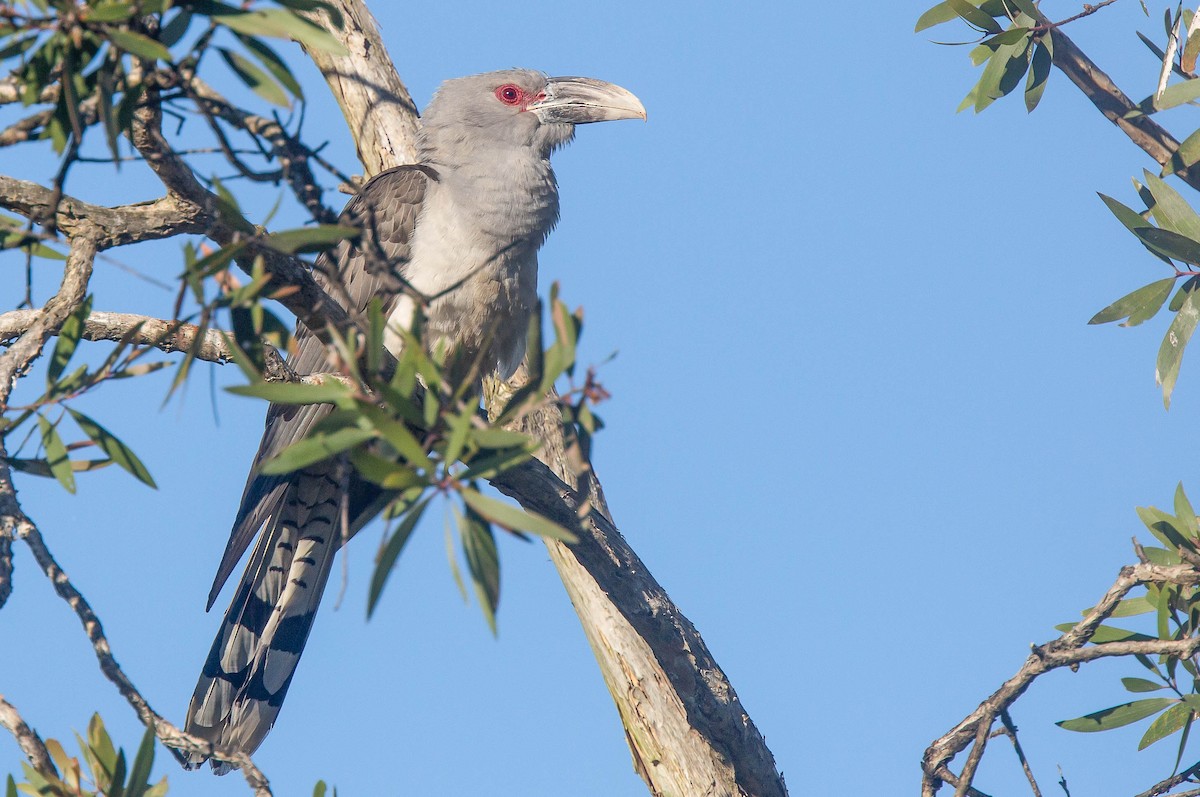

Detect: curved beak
530,77,647,124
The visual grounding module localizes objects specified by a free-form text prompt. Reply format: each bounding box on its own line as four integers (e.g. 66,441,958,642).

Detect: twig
998,709,1043,797
1031,0,1121,35
1134,759,1200,797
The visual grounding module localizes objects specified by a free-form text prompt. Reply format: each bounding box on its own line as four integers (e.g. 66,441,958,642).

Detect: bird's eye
496,84,524,106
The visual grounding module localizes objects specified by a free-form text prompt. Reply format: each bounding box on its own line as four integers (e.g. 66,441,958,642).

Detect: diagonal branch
922,562,1200,796
0,695,55,780
1040,19,1200,190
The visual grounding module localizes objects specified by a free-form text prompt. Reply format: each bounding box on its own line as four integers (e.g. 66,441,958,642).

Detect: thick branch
0,175,206,249
1043,23,1200,190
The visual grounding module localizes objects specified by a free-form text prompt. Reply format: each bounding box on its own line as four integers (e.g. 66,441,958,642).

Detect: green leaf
159,10,193,47
38,415,75,494
66,408,156,488
263,224,358,254
213,8,348,55
367,497,428,617
258,425,375,475
460,487,577,543
947,0,1002,32
1053,622,1157,642
347,448,424,490
1088,278,1175,326
355,401,434,473
1123,677,1168,692
236,34,304,99
1143,171,1200,240
445,506,468,600
218,46,289,107
1025,41,1051,112
1057,697,1177,732
1155,79,1200,111
456,446,534,482
48,294,91,386
86,2,135,22
1139,701,1192,749
227,380,353,406
1157,287,1200,408
124,726,155,797
105,28,172,62
1175,482,1199,538
1135,227,1200,264
313,782,327,797
915,1,958,31
459,505,500,634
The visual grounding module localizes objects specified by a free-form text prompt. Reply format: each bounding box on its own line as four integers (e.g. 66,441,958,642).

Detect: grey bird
183,69,645,772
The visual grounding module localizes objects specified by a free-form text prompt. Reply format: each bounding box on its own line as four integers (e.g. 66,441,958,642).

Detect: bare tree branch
923,562,1200,796
0,232,96,405
0,176,207,250
0,695,56,781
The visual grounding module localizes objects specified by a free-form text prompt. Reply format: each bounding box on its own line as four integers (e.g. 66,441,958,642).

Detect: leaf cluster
224,284,599,633
7,714,165,797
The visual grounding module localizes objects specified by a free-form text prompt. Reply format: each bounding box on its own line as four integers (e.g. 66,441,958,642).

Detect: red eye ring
496,84,524,106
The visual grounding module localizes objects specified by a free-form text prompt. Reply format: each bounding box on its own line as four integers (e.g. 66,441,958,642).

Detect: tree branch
0,175,207,250
922,562,1200,796
1041,21,1200,190
0,695,56,782
0,231,96,406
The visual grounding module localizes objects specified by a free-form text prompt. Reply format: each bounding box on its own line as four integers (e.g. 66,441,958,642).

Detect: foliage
1055,485,1200,760
8,714,167,797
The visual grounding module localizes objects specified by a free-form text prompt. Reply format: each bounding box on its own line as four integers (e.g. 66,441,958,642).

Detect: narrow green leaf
1178,482,1200,537
38,415,75,493
347,448,424,490
948,0,1002,32
1139,701,1192,749
915,2,957,31
1157,287,1200,407
313,782,327,797
460,487,577,543
105,28,172,62
48,294,91,385
217,46,289,107
66,408,156,487
227,380,352,406
460,505,500,634
263,224,358,254
1143,171,1200,240
1057,697,1176,732
1053,622,1157,642
1135,227,1200,265
1025,41,1051,112
1154,79,1200,111
367,497,428,616
236,34,304,99
259,426,375,475
457,446,534,482
445,505,468,600
213,8,348,55
124,726,155,797
159,10,193,47
1088,278,1175,326
1123,677,1168,692
86,2,136,22
355,401,434,473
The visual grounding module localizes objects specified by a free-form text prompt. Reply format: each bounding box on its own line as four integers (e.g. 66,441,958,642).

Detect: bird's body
184,69,644,772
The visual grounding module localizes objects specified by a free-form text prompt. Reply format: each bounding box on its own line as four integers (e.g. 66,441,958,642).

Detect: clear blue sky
4,1,1199,794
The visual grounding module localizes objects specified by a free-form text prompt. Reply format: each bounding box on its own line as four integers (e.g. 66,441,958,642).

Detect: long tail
184,463,345,773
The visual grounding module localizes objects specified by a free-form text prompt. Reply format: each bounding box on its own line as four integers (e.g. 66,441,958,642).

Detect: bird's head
420,68,646,159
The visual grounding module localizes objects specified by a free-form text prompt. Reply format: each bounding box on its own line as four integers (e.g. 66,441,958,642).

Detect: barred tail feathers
185,465,345,773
